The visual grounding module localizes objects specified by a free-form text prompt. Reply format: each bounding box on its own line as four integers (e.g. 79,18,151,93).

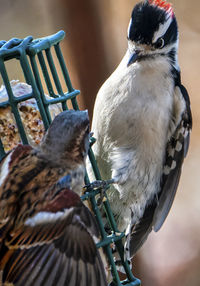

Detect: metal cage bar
20,51,50,129
0,59,29,145
29,54,53,123
0,31,141,286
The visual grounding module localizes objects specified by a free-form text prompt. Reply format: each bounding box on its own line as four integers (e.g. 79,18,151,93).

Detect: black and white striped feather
127,78,192,257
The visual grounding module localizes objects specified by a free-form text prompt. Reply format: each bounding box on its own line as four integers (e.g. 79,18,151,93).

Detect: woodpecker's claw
84,179,115,190
97,188,107,206
84,179,115,206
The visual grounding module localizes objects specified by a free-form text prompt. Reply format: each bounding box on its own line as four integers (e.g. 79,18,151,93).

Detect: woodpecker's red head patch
149,0,173,16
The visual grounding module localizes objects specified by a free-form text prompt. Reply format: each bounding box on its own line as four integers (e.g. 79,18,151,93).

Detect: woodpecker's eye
155,38,165,49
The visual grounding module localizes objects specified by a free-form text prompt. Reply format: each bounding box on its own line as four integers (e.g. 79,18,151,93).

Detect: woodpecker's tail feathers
127,200,157,257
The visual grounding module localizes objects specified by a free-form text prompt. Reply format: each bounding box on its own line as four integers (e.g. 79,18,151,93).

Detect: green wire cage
0,31,141,286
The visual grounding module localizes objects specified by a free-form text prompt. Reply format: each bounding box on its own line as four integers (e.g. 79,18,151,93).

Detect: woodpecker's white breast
91,50,175,230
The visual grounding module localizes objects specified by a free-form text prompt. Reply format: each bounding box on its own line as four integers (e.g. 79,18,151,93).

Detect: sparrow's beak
127,50,140,67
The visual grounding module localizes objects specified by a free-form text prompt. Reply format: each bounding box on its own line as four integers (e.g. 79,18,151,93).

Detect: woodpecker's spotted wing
153,83,192,231
127,82,192,257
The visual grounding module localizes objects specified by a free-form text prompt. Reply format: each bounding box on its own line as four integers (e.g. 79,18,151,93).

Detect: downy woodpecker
89,0,192,261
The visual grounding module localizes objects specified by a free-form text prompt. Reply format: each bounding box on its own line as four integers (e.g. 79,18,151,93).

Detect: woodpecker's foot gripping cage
0,31,141,286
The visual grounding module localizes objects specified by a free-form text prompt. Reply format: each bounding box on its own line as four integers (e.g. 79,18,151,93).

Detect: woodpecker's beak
127,50,140,66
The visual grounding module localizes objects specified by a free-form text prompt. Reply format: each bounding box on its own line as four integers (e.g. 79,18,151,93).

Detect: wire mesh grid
0,31,141,286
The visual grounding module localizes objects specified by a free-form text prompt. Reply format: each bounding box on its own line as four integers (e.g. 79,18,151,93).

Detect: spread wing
0,145,107,286
0,188,107,286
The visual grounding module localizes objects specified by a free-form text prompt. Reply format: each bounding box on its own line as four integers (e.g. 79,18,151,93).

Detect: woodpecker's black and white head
127,0,179,69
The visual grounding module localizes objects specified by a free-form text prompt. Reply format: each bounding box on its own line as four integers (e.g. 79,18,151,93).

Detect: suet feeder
0,31,141,286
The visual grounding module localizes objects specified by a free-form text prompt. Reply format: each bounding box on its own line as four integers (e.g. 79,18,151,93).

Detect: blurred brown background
0,0,199,285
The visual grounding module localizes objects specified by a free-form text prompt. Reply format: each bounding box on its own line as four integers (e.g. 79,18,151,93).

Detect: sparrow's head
127,0,178,68
40,110,90,167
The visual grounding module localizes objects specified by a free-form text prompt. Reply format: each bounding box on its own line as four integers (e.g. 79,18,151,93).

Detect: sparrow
0,110,107,286
88,0,192,262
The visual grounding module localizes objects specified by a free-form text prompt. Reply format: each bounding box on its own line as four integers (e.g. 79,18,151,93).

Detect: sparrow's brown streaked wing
1,188,107,286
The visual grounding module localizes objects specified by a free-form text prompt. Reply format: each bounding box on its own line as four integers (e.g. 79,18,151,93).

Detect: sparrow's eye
155,37,165,49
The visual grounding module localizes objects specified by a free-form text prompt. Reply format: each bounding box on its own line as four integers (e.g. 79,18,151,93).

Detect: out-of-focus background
0,0,199,285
